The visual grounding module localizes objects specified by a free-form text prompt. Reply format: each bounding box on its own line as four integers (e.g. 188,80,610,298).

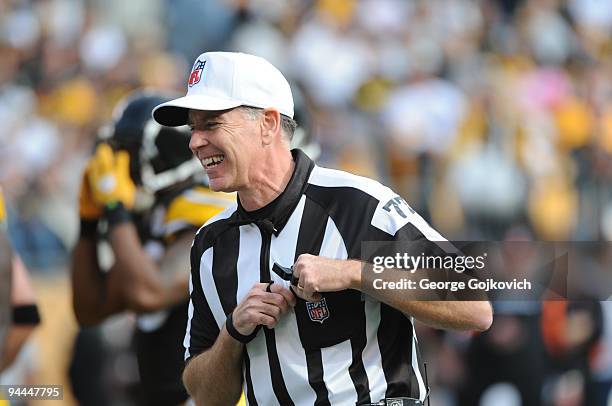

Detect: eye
188,120,221,131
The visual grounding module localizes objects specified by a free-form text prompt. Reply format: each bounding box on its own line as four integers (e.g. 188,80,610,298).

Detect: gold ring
297,284,305,290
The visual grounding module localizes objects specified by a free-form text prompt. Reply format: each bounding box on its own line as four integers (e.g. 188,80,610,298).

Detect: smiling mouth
202,154,225,169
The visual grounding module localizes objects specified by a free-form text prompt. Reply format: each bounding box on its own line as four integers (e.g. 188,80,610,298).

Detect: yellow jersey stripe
163,187,234,239
0,188,6,223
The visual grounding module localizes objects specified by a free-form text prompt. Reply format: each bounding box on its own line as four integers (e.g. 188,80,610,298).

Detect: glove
87,143,136,210
78,169,102,220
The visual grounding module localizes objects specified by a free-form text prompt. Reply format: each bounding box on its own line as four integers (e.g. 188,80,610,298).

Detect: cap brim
152,95,243,127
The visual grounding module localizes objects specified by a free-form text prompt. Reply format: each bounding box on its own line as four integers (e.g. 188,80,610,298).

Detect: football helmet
99,91,201,197
290,87,320,160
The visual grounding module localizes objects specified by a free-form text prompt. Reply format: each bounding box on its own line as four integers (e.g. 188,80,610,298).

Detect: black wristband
104,201,131,227
79,219,98,239
12,304,41,325
226,312,260,344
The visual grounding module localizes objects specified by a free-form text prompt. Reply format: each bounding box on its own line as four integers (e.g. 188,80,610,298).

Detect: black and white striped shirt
185,150,446,405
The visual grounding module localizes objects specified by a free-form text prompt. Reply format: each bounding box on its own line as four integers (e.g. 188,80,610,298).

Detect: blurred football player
71,91,233,405
0,187,41,374
0,188,10,354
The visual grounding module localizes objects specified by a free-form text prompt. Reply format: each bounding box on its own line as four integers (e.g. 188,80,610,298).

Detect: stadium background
1,0,612,404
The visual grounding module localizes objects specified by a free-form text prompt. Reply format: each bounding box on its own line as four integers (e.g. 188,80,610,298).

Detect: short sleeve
368,192,456,257
183,241,221,363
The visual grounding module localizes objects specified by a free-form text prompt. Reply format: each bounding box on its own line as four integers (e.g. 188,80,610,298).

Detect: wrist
225,312,259,344
79,219,98,239
104,201,131,227
231,316,253,336
347,260,363,290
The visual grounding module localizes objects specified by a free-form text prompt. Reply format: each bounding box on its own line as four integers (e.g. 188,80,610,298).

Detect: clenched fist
231,282,296,336
291,254,361,302
86,143,136,209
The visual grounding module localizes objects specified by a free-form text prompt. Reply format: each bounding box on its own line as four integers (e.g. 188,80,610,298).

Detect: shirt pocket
295,290,364,351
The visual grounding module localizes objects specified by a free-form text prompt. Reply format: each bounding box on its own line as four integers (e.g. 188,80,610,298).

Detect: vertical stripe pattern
184,155,450,404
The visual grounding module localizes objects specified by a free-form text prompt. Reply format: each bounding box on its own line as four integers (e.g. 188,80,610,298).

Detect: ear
260,109,281,146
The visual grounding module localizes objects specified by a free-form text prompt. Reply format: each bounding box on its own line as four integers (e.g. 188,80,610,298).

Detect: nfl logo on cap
188,60,206,87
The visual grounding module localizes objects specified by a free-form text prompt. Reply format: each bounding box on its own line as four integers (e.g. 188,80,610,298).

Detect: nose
189,130,209,154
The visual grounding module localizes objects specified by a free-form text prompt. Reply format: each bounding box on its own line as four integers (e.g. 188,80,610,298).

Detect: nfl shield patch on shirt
306,297,330,323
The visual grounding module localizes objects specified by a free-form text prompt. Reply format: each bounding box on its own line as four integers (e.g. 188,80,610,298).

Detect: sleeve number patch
382,196,415,219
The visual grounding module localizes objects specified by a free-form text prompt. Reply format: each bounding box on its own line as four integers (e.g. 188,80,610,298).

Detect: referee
153,52,493,406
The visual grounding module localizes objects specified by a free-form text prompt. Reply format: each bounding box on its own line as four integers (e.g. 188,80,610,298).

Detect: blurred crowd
1,0,612,405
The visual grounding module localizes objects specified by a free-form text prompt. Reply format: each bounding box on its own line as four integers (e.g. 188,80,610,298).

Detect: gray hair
237,106,297,141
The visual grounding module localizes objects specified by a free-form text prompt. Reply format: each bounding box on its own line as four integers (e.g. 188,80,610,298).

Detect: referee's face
188,108,262,192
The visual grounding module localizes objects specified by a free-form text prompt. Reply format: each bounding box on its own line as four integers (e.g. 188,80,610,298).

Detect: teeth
202,154,224,168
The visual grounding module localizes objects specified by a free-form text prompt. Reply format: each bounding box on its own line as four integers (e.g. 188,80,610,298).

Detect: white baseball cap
152,52,294,127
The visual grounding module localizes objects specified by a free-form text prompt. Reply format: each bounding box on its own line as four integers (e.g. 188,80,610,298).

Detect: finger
301,280,322,302
244,283,271,300
115,150,131,177
292,285,314,302
252,282,274,292
96,143,115,173
88,145,112,189
304,291,323,302
290,274,299,287
258,314,278,329
292,261,301,280
268,283,297,307
86,152,100,183
237,302,280,327
245,285,271,302
260,292,290,314
255,303,282,324
294,253,313,269
289,285,300,300
79,176,100,216
253,313,277,329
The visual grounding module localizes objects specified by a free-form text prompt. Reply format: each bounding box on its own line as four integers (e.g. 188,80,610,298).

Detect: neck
238,148,294,212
